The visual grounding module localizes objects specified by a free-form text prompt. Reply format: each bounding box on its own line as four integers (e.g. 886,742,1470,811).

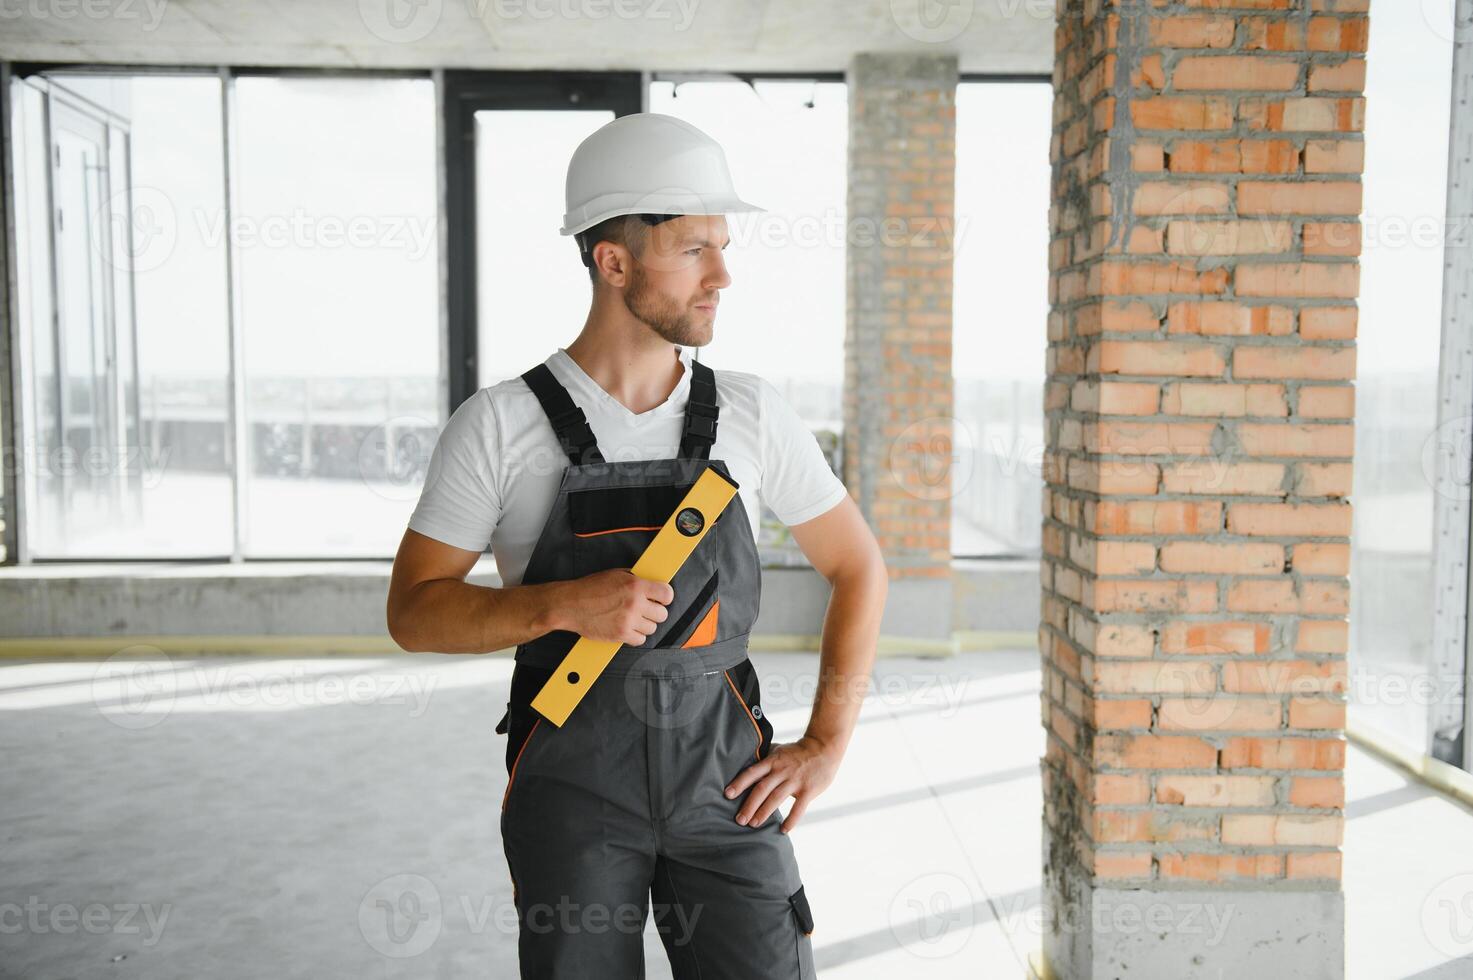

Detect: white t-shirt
406,345,849,587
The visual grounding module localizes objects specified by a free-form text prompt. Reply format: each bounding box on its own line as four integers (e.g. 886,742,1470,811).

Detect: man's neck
563,331,685,417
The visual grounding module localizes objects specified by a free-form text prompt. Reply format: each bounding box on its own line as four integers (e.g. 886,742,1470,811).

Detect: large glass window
952,81,1050,558
12,73,233,558
233,76,439,557
1349,4,1456,758
9,72,440,560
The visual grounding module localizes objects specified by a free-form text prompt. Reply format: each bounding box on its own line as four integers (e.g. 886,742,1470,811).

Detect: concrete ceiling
0,0,1056,74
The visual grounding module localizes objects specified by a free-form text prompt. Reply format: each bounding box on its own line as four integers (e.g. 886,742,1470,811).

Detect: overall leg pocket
788,884,814,936
789,884,816,978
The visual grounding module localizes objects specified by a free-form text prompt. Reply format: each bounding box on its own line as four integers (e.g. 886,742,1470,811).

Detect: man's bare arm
386,529,674,655
386,529,565,654
798,497,888,760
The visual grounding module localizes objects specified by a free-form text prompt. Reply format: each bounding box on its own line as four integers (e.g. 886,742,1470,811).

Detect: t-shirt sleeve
406,390,501,552
757,376,848,526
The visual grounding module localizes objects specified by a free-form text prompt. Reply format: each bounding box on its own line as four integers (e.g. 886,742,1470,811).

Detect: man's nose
705,253,732,290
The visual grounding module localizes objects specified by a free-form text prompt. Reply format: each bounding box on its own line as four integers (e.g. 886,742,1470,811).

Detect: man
387,112,887,978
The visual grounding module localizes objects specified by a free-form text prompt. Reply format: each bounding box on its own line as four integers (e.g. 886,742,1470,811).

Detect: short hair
578,213,680,285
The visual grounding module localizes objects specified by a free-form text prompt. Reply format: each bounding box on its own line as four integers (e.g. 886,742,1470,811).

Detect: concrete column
1041,1,1365,975
844,52,958,646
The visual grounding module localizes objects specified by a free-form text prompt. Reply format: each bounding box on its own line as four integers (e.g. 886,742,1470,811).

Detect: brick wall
844,53,958,585
1041,0,1364,919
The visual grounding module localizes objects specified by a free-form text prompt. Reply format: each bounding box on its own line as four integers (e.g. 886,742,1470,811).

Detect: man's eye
685,248,701,256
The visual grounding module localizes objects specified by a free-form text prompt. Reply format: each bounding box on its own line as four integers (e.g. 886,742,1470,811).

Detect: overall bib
494,357,818,979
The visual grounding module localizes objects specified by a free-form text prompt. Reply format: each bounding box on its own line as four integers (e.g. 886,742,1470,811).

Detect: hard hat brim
560,197,766,237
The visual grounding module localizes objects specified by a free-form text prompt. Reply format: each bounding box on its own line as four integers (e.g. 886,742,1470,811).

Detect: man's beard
624,263,708,347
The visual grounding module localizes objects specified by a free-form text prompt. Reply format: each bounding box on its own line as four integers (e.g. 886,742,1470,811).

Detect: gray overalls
493,356,817,979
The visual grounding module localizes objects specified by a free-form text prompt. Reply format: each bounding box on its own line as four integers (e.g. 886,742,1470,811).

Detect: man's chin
643,320,711,348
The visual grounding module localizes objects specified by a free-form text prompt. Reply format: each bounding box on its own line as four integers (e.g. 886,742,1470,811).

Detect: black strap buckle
682,414,717,440
522,362,606,465
682,400,718,439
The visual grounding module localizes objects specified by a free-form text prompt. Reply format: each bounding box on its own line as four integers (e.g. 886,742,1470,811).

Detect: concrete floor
0,648,1469,979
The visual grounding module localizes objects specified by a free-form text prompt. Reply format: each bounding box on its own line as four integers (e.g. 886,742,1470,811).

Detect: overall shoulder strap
521,363,605,465
678,359,720,460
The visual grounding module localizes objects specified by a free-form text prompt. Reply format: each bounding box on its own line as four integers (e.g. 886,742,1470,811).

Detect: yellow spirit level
530,465,739,727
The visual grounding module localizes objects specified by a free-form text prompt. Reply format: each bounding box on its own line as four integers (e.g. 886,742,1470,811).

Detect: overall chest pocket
569,482,694,539
568,482,694,575
654,568,720,649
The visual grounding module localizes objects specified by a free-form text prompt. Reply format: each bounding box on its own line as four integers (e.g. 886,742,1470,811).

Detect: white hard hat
560,113,765,238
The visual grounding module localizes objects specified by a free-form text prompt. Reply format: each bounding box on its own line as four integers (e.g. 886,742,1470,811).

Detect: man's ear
592,240,630,289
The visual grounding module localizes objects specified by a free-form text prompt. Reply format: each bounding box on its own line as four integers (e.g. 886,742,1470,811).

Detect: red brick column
1040,1,1364,974
845,52,958,643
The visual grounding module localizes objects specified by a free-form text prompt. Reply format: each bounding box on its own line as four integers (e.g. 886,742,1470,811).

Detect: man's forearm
390,578,568,655
803,563,887,758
